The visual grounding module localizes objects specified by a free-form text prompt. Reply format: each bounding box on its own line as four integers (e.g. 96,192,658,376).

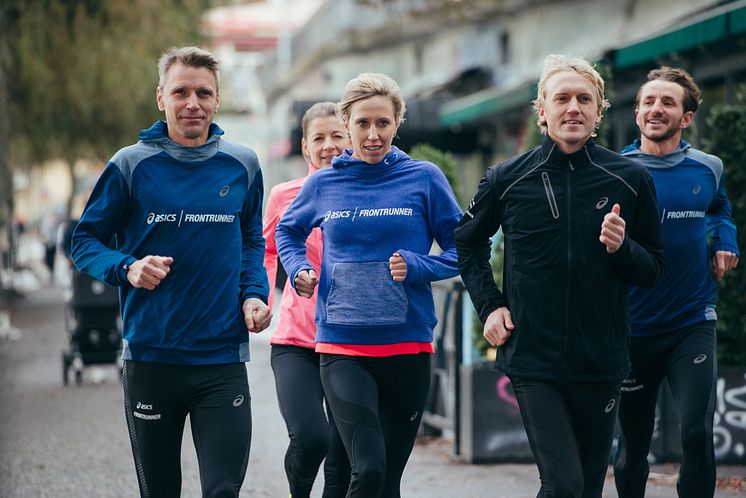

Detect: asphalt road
1,284,743,497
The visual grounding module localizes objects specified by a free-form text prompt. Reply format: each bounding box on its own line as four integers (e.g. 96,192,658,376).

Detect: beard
642,119,682,143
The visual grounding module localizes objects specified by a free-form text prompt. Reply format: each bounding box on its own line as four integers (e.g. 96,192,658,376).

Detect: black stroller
62,269,122,385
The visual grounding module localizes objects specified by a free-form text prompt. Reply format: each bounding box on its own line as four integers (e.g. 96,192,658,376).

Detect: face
345,95,399,164
539,70,601,154
156,63,219,147
636,79,692,143
301,115,348,169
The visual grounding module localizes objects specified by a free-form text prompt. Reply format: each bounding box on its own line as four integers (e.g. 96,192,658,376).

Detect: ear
680,110,694,130
301,137,309,159
156,86,165,111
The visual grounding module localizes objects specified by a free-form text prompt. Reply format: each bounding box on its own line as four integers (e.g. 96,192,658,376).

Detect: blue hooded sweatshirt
72,120,269,364
622,139,739,336
275,147,462,345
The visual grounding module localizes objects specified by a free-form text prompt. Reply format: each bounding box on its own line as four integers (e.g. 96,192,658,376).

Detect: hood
138,120,225,163
330,146,411,177
621,138,691,157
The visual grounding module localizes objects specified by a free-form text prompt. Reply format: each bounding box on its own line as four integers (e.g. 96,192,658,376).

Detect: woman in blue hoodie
276,73,462,497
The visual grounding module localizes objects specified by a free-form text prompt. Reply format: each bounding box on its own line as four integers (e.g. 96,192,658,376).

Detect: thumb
308,269,317,282
611,203,621,216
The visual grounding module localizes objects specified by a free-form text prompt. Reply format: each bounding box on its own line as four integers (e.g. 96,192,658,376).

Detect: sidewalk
0,285,743,497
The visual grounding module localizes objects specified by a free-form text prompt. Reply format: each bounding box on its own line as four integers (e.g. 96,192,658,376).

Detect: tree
5,0,209,216
704,85,746,366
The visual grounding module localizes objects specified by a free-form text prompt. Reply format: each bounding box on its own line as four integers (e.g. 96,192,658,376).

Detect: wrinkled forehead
162,63,218,91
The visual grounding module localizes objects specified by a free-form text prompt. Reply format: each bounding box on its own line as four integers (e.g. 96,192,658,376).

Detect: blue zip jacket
275,147,462,345
623,139,739,336
71,120,269,364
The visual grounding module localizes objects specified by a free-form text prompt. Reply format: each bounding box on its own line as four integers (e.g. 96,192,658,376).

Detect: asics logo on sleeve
595,197,609,209
219,185,230,197
604,399,616,413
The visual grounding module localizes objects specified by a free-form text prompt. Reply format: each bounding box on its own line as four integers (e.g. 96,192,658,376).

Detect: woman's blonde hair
338,73,406,125
532,54,610,134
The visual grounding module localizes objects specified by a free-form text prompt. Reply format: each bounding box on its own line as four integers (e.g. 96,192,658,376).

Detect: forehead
639,79,684,102
545,70,597,97
162,63,217,90
349,95,396,118
307,115,344,135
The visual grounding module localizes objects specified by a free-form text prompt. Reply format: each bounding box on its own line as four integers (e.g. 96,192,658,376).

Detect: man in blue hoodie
72,46,271,497
613,67,739,498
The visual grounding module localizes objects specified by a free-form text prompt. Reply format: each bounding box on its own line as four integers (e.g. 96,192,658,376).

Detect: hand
712,250,739,281
242,298,272,333
599,203,625,253
126,255,173,290
483,307,514,347
389,252,407,282
294,269,318,298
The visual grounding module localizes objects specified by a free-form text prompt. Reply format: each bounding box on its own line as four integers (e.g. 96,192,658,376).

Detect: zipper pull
568,160,575,171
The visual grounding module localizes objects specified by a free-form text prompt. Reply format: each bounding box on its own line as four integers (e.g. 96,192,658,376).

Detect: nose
185,92,200,109
567,97,581,113
367,125,379,140
651,99,665,113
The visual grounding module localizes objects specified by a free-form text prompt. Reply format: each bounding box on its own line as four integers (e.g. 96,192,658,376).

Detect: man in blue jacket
72,46,271,497
614,67,739,498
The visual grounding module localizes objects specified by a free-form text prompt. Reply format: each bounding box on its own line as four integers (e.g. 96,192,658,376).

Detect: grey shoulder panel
687,148,724,188
218,140,261,185
109,141,162,189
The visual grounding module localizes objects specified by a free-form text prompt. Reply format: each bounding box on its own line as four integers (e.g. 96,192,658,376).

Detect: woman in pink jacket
263,102,350,498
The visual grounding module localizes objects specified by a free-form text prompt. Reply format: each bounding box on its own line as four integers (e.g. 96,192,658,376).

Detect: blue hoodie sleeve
71,162,137,286
276,178,318,289
240,168,270,303
397,163,462,284
706,175,739,256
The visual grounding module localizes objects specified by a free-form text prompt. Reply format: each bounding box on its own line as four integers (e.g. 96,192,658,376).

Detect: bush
704,85,746,366
409,143,462,206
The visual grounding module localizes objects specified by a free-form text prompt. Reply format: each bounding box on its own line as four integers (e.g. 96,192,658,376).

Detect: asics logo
409,411,419,422
595,197,609,209
233,395,245,407
219,186,230,197
692,185,701,194
694,354,707,364
604,399,616,413
147,212,177,224
136,402,153,410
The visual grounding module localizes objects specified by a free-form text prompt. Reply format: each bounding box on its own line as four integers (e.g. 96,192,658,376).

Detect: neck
639,134,681,157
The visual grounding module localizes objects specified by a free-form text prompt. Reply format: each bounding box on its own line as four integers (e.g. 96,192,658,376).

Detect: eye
377,120,390,128
356,120,368,128
197,90,213,98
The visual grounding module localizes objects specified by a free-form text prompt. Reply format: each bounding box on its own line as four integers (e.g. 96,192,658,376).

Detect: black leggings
510,377,621,498
271,345,350,498
613,321,717,498
122,361,251,498
320,353,431,498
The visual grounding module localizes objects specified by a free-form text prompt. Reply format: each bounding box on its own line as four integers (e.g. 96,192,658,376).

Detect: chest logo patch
692,184,701,195
595,197,609,209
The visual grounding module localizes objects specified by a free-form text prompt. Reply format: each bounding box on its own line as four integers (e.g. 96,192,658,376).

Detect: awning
613,3,746,69
438,81,536,127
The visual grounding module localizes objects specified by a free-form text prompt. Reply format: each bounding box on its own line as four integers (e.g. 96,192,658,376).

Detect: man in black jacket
455,54,665,498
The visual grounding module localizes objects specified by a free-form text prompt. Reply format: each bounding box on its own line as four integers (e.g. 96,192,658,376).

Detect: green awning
439,82,536,126
731,6,746,34
614,5,746,69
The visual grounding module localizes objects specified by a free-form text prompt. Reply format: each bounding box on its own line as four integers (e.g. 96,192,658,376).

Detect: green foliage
409,143,463,205
4,0,208,210
704,85,746,366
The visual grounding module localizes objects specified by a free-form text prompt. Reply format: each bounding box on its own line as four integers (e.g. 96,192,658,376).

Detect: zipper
563,160,574,380
542,172,560,219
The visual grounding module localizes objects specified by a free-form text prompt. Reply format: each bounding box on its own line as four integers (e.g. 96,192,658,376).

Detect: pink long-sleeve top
263,165,322,349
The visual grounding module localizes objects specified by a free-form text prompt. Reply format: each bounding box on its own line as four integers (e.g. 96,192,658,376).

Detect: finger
503,313,515,330
308,269,317,282
611,203,621,216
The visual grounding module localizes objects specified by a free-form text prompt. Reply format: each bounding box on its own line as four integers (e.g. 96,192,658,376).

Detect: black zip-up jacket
455,137,665,383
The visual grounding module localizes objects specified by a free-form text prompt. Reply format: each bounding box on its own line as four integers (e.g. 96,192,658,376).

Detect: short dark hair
157,46,220,90
636,66,701,114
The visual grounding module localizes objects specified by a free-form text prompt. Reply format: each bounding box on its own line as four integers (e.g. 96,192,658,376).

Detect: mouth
563,120,583,126
362,144,384,152
646,119,667,125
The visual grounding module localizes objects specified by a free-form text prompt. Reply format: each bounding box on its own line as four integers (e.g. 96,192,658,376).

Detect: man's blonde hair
338,73,406,125
532,54,610,134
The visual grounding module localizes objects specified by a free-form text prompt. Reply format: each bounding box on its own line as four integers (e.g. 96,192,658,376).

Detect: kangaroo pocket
326,261,409,326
